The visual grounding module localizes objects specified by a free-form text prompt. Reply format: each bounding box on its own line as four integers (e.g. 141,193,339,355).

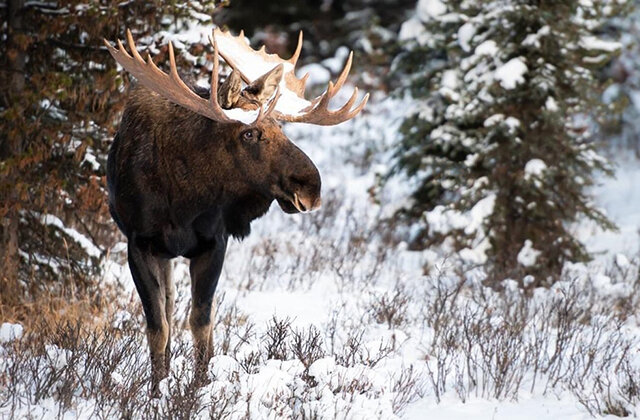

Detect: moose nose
293,192,322,213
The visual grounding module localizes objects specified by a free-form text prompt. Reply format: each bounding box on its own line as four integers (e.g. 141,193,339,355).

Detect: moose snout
293,191,322,213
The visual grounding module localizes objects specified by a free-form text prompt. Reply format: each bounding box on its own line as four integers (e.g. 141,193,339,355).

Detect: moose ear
217,70,242,109
243,64,283,104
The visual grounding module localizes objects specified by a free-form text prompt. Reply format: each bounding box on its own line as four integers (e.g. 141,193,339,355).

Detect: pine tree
0,1,218,314
393,0,626,285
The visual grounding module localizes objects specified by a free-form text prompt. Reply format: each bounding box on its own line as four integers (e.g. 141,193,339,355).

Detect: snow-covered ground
3,89,640,419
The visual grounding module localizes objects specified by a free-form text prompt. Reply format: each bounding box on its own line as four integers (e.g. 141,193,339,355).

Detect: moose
104,28,367,391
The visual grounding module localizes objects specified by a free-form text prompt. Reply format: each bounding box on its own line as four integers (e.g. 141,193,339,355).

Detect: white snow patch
399,18,426,43
524,159,547,179
322,46,350,74
580,35,621,52
465,195,496,235
505,117,520,130
299,63,331,87
0,323,23,343
545,96,559,111
441,70,459,90
517,240,541,267
458,22,476,52
484,113,505,127
474,40,498,56
417,0,447,21
615,253,630,269
495,57,528,89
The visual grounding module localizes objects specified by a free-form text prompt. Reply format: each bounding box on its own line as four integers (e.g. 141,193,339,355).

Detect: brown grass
0,279,127,334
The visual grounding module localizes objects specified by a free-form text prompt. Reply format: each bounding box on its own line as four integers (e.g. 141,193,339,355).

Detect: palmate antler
103,30,279,125
104,29,367,126
213,28,369,126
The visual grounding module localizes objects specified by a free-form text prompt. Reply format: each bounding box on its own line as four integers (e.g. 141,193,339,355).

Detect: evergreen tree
0,1,218,313
393,0,626,285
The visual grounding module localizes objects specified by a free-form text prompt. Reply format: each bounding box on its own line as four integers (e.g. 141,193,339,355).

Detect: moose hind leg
128,243,170,394
189,238,227,382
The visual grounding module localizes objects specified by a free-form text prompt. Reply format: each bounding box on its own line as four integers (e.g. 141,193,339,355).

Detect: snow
524,159,547,179
404,394,595,420
399,18,426,43
522,25,550,49
495,57,528,89
517,240,541,267
40,213,102,259
474,40,498,56
417,0,447,21
580,35,621,52
298,63,331,86
545,96,559,112
458,22,476,52
615,253,630,269
321,46,351,74
441,70,459,90
0,323,23,343
484,113,505,127
465,194,496,235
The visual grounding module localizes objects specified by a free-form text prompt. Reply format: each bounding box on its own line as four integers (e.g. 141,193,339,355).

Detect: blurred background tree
392,0,628,286
0,0,220,319
214,0,414,88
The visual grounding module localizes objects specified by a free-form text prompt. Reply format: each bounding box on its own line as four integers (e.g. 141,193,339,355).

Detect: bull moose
104,28,367,391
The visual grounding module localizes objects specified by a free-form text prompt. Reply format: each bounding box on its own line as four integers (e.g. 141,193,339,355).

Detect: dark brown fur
107,80,321,392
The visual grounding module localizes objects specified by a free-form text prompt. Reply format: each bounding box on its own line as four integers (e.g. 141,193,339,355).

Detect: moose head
104,28,367,393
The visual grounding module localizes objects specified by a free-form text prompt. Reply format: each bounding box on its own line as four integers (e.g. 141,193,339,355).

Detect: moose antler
212,28,369,126
103,30,277,125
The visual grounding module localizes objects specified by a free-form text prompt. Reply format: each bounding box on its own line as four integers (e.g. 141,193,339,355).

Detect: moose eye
241,129,262,142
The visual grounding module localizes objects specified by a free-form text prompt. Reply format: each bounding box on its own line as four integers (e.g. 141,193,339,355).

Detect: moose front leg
188,237,227,382
128,243,171,395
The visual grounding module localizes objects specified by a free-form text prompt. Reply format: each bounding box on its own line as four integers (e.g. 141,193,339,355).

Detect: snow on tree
393,0,627,285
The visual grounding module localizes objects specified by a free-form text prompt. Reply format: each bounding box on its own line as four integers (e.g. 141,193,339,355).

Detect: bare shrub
291,325,325,372
369,286,410,328
263,316,292,360
391,365,427,414
212,295,255,357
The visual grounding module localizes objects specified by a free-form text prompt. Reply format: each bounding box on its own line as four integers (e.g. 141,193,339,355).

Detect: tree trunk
8,0,26,92
1,0,26,297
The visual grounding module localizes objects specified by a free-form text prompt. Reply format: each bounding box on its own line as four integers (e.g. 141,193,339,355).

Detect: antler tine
208,34,222,110
104,30,231,123
277,90,368,126
289,31,303,65
275,51,367,126
126,29,144,62
331,51,353,96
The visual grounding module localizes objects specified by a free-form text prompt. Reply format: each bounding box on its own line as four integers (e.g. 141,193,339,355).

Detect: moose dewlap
104,28,367,393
